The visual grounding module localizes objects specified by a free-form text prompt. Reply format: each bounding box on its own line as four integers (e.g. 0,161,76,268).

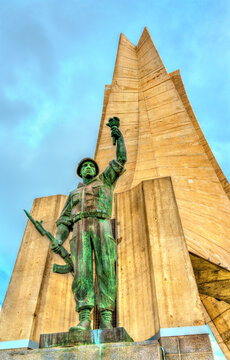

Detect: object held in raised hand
106,116,120,145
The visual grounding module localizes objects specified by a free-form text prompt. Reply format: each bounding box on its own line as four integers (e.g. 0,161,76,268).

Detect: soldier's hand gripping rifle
24,210,74,275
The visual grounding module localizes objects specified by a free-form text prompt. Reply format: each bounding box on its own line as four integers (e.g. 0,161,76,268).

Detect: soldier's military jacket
56,160,125,229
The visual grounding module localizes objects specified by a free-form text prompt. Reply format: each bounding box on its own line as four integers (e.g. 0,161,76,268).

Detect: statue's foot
69,320,91,332
70,308,91,331
99,320,113,329
99,309,113,329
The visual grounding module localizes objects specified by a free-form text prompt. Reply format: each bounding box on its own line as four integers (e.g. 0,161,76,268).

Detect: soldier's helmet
76,158,99,178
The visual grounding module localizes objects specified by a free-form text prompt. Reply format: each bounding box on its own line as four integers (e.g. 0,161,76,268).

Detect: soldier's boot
99,310,113,329
69,308,91,331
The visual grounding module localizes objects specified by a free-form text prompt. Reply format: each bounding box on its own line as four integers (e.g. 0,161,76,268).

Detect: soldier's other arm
55,224,70,246
52,195,72,253
111,127,127,165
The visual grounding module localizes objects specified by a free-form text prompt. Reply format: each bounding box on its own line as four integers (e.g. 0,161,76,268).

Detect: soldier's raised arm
101,117,127,186
106,116,127,166
111,126,127,166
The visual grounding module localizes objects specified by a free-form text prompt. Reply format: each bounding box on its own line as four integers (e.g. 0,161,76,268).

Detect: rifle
24,210,74,275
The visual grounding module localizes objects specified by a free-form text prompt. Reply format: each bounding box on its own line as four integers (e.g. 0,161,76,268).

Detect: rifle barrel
24,209,36,225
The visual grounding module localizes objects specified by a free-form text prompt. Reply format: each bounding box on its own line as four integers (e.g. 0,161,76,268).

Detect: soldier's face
80,161,97,179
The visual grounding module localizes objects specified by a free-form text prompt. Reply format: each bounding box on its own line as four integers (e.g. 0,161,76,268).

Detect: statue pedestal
39,327,133,348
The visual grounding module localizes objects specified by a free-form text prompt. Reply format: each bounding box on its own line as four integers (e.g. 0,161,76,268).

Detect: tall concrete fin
133,29,230,270
166,71,230,269
132,27,170,187
95,28,230,269
170,69,230,200
95,33,139,193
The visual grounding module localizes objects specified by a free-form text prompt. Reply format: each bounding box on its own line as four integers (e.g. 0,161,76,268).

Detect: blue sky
0,1,229,357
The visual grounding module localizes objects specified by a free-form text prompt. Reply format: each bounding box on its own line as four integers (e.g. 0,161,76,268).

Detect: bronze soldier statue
52,117,126,331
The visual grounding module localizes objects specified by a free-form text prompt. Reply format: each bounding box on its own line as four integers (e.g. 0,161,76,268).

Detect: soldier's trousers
70,217,117,312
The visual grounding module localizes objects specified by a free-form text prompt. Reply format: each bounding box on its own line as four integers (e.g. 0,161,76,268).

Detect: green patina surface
25,118,127,332
54,118,127,330
70,220,117,312
40,328,133,348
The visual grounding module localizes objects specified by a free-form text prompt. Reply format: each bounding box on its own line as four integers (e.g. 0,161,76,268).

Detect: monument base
0,334,215,359
159,334,214,359
0,340,162,360
40,327,133,348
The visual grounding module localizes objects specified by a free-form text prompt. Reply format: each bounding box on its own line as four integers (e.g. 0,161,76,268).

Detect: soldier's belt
72,211,110,223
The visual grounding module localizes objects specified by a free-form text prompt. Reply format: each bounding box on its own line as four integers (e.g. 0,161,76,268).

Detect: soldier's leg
70,219,94,331
92,218,117,328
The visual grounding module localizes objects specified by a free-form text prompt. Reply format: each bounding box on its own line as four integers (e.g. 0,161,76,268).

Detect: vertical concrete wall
0,195,77,342
117,178,205,341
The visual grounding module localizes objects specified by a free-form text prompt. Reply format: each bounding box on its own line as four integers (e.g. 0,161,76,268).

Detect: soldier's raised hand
111,126,122,141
